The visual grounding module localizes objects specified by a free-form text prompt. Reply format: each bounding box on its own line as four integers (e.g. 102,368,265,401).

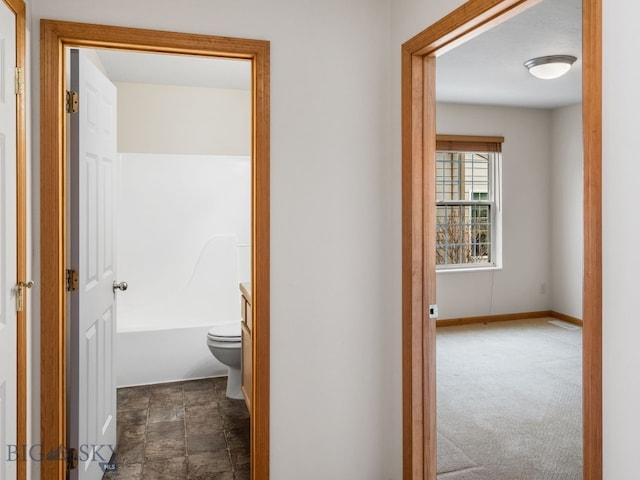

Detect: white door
0,2,17,479
69,48,118,480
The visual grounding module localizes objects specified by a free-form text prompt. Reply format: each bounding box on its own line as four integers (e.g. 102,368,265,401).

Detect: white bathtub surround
119,235,240,328
117,153,251,323
116,153,250,387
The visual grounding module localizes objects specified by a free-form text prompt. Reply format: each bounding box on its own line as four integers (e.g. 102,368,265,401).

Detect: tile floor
103,377,250,480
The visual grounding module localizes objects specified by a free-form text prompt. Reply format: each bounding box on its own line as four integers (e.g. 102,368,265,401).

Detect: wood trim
401,1,602,479
403,0,541,58
402,47,424,480
40,20,270,480
251,34,271,480
422,55,438,480
550,311,583,327
40,20,68,480
4,0,27,478
582,0,602,477
436,310,553,327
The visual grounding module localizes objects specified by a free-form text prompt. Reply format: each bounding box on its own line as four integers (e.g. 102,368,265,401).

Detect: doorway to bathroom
90,49,253,388
68,46,253,479
40,21,270,480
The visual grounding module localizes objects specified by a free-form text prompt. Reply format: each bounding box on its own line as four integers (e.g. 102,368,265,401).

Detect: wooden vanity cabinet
240,283,252,413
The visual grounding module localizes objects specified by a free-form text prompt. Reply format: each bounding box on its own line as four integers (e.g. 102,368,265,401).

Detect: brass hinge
15,281,34,312
66,269,79,292
66,90,79,113
15,67,24,95
67,447,78,471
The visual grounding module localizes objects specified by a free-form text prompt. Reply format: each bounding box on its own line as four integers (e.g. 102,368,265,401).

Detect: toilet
206,322,243,399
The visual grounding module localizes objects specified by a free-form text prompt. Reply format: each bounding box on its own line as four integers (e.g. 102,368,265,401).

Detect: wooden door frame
40,20,270,480
401,0,602,479
3,0,27,479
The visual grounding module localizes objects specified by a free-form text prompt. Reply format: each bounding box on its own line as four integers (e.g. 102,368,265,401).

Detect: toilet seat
207,322,241,342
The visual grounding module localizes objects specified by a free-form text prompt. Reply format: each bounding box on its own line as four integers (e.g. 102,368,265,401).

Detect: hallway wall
26,0,640,478
30,0,394,478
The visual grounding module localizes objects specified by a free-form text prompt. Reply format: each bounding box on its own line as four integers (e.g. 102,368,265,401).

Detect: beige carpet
436,318,582,479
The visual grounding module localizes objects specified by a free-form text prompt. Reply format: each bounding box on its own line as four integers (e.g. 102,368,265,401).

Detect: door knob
113,281,128,292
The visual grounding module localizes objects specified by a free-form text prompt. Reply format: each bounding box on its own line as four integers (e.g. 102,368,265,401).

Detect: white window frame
435,135,503,271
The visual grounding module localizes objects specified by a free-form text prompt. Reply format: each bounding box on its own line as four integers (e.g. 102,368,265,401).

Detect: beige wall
436,103,552,319
30,1,394,478
550,103,583,320
116,82,250,155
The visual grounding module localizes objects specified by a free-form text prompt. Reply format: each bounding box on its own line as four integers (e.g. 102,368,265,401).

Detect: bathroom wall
435,103,552,319
550,103,583,320
115,82,251,155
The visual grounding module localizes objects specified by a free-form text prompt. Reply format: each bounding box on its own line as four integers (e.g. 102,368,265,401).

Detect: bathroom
107,50,252,386
82,48,253,478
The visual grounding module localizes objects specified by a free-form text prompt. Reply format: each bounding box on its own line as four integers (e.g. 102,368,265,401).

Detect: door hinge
66,90,79,113
67,447,78,471
428,304,439,319
66,269,79,292
16,285,24,312
15,281,34,312
15,67,24,96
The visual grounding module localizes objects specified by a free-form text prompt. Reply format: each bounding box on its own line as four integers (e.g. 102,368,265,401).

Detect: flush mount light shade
524,55,577,80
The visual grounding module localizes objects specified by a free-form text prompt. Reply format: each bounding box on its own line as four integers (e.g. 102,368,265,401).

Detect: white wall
116,82,250,155
27,0,638,478
436,103,552,319
602,1,640,477
30,0,394,478
550,104,583,319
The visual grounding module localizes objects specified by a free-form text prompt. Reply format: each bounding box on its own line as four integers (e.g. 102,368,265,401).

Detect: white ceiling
436,0,582,108
95,49,251,91
93,0,580,108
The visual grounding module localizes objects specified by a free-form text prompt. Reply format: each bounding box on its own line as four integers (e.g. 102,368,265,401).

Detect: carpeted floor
436,317,582,479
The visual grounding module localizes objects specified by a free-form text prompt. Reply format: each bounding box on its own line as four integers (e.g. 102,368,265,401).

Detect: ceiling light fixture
524,55,577,80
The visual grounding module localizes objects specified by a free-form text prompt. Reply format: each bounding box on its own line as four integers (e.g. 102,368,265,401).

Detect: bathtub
116,324,227,387
116,235,246,387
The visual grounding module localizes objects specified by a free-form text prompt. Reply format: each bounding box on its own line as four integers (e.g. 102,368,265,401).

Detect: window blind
436,134,504,153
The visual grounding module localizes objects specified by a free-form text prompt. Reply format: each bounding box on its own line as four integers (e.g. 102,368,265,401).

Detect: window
435,135,503,269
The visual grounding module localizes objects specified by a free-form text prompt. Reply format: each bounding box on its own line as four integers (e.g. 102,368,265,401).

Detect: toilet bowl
206,322,243,399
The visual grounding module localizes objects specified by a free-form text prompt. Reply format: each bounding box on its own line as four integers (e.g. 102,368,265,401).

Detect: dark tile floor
103,377,250,480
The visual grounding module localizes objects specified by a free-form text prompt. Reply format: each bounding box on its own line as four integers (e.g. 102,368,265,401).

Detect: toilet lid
207,322,241,342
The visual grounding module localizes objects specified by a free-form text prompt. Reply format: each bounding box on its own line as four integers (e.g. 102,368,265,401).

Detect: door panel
69,48,118,480
0,2,17,478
